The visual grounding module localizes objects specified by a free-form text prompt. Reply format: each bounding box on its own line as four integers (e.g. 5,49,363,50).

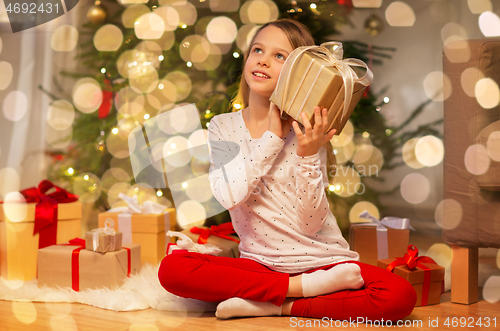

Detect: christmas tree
44,0,440,232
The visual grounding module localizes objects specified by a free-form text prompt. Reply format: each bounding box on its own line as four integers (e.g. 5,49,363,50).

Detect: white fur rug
0,264,217,312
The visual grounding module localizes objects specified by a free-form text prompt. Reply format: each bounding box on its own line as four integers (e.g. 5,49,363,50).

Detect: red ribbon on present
190,223,240,245
385,245,440,306
15,180,79,249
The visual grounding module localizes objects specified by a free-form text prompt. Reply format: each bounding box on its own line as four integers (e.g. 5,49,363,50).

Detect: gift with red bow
38,238,141,291
174,223,240,258
378,245,445,307
0,180,81,280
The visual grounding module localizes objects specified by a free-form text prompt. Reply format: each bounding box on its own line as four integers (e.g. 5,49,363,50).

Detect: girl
159,19,417,321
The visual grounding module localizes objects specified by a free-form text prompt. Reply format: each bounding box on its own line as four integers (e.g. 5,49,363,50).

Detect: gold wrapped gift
85,219,123,253
270,42,373,134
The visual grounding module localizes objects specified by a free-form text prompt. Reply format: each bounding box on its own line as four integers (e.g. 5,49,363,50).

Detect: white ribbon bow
91,218,117,251
274,41,374,123
167,231,222,255
358,210,415,231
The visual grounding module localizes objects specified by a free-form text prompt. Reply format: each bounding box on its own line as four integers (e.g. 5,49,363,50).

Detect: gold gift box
98,208,176,266
378,258,444,307
270,50,367,135
85,231,123,253
0,201,82,280
349,224,409,266
180,226,240,258
38,243,140,290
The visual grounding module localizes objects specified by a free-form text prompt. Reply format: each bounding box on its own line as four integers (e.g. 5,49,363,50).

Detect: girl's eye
276,53,285,60
253,47,262,53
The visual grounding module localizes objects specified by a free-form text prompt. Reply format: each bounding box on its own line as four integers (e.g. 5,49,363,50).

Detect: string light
383,97,390,103
181,24,187,29
234,103,242,109
187,61,193,67
310,3,317,9
144,114,150,120
156,190,163,197
68,167,74,175
182,182,188,189
84,174,89,180
101,68,106,73
376,106,381,111
206,110,211,114
362,132,370,138
158,55,164,61
158,83,164,89
112,128,118,134
233,52,240,58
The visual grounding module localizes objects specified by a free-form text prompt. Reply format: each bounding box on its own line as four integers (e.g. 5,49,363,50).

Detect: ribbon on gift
274,41,373,124
61,238,132,292
358,210,415,260
189,223,240,245
385,245,440,306
108,193,169,244
91,218,118,252
7,180,79,249
166,230,222,255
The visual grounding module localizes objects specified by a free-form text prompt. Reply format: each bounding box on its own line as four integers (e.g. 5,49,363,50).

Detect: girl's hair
231,18,337,183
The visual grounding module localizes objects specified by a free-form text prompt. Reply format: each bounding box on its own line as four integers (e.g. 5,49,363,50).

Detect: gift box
98,197,176,266
179,223,240,258
85,219,122,253
38,239,141,291
349,211,412,266
0,181,81,280
270,41,372,135
378,245,445,307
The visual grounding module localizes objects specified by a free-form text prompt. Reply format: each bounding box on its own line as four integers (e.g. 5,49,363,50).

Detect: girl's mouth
253,72,270,79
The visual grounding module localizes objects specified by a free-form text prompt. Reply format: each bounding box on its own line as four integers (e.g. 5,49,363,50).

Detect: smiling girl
159,19,416,321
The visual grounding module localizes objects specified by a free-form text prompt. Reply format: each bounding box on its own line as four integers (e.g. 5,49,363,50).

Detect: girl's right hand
268,102,293,139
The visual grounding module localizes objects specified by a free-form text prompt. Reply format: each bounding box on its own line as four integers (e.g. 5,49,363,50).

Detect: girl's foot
301,263,364,297
215,298,282,319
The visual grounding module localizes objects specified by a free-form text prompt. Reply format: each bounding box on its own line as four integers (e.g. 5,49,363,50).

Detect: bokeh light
164,71,192,101
402,138,425,169
119,0,148,4
122,5,150,29
108,182,132,207
443,37,471,63
46,126,72,149
171,1,197,26
158,79,177,103
475,78,500,109
176,200,206,229
349,201,379,224
12,301,37,324
134,13,165,40
415,136,444,167
155,31,176,51
101,167,131,192
193,43,222,71
185,174,212,202
49,315,78,331
180,35,210,64
425,243,452,269
353,145,383,176
236,24,259,52
331,166,361,198
352,0,382,8
483,276,500,303
0,168,19,200
240,0,279,24
479,11,500,37
72,78,102,114
464,144,490,175
385,1,415,27
435,199,462,230
400,173,430,204
441,22,468,43
94,24,123,51
164,136,190,167
72,173,102,203
0,61,13,90
332,141,355,165
107,129,131,159
210,0,240,12
207,16,237,44
129,66,159,94
486,131,500,161
423,71,452,101
115,86,145,116
51,25,78,52
47,100,75,130
3,191,27,223
461,67,484,97
188,129,209,159
468,0,492,14
2,91,27,122
330,120,354,147
154,6,180,31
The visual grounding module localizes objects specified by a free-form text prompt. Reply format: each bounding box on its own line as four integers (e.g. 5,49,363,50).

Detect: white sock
301,263,364,297
215,298,282,319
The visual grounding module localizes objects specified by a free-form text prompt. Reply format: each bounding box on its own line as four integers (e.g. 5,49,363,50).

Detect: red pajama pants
158,252,417,321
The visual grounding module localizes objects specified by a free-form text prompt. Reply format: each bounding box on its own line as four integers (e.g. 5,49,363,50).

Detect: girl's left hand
292,107,337,157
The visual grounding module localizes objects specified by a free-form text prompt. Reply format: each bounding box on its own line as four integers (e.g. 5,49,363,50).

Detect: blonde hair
231,19,337,183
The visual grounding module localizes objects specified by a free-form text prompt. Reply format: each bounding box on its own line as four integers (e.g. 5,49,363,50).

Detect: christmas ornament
99,79,113,119
87,2,107,25
364,14,384,36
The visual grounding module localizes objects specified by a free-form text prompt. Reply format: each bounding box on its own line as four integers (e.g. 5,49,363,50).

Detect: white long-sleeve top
207,110,359,273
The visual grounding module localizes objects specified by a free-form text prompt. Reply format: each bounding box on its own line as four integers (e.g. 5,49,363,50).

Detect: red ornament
338,0,353,13
99,79,113,119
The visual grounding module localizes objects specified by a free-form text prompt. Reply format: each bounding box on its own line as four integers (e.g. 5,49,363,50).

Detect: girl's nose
258,56,269,67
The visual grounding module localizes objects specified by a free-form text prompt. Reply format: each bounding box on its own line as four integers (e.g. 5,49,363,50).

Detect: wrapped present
378,245,445,307
0,180,81,280
38,238,141,291
166,231,222,256
98,193,176,266
349,210,414,266
178,223,240,258
85,218,122,253
270,41,373,135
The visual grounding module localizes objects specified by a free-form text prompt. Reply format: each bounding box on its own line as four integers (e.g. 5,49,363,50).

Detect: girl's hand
292,107,336,157
268,102,294,139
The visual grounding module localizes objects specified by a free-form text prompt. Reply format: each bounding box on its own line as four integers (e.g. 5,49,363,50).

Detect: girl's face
244,25,294,100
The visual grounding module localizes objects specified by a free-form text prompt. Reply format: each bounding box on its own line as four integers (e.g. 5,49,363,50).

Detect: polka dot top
207,110,359,273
